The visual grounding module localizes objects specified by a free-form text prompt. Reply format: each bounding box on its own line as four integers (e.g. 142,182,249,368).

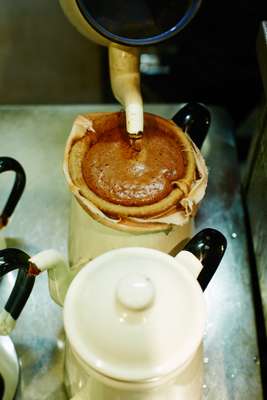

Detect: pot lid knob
116,274,155,311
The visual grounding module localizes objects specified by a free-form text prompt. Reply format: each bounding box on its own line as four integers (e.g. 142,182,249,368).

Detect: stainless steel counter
0,105,263,399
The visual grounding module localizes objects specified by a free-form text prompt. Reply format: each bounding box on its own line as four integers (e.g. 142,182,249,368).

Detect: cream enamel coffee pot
59,0,202,136
0,228,226,400
66,102,210,270
0,157,26,400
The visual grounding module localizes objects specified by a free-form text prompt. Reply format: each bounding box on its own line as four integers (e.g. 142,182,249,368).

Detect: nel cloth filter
64,111,208,230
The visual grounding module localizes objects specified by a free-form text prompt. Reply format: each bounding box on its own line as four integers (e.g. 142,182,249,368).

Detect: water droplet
202,384,208,389
231,373,235,379
253,356,260,365
204,357,209,364
231,232,237,239
57,339,65,350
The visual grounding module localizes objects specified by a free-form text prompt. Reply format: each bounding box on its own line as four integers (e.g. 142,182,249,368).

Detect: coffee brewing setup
0,1,226,399
0,1,263,400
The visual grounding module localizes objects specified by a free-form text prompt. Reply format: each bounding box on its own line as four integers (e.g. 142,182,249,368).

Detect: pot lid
63,247,206,382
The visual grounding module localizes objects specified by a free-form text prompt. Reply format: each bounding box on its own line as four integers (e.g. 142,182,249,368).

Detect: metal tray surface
0,105,262,399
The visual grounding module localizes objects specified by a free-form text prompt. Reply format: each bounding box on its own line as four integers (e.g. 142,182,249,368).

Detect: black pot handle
0,157,26,229
0,373,4,399
172,102,211,149
0,248,40,323
183,228,227,291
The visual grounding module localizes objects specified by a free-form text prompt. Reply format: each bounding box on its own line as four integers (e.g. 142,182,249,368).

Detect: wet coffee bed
0,105,263,399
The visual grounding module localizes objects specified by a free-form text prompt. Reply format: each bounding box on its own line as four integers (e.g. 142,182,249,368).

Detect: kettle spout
109,45,144,136
0,248,71,335
30,250,72,306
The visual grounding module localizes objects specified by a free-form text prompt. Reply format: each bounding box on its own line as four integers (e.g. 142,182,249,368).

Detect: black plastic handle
0,373,4,399
183,228,227,291
172,102,211,149
0,248,38,320
0,157,26,228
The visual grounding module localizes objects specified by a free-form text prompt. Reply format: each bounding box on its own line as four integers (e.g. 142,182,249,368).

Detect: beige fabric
64,112,208,233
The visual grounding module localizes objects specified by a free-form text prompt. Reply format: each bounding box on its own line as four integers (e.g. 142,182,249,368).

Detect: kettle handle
172,102,211,149
0,248,39,335
0,157,26,228
183,228,227,291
